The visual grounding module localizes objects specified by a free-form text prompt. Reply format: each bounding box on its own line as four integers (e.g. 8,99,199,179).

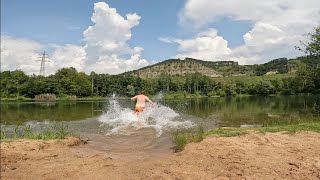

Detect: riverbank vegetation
1,55,319,101
0,123,69,141
171,120,320,152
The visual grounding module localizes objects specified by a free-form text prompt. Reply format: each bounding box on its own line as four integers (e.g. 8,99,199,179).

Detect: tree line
1,62,319,99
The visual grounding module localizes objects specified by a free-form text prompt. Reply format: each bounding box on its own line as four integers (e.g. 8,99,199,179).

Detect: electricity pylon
36,51,49,76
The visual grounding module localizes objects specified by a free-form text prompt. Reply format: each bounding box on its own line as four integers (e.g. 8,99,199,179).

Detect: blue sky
1,0,319,75
2,0,251,60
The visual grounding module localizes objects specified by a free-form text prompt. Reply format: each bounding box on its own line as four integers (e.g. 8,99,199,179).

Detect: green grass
171,126,205,152
0,123,69,141
207,127,249,137
164,91,204,99
207,121,320,137
171,133,188,152
72,96,107,101
1,96,33,101
171,120,320,152
259,122,320,133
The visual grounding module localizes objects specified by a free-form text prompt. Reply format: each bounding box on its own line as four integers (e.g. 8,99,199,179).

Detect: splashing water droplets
98,93,194,137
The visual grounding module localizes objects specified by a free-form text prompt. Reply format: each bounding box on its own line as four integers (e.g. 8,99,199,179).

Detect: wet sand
1,131,320,180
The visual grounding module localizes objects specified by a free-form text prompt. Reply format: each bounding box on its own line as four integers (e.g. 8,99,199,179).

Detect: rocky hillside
125,58,243,78
123,56,319,78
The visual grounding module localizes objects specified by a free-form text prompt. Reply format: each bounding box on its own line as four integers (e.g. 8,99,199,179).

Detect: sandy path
1,132,320,180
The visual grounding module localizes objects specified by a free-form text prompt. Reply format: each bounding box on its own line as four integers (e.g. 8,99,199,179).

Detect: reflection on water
1,95,320,153
1,95,320,130
162,95,320,127
0,101,104,124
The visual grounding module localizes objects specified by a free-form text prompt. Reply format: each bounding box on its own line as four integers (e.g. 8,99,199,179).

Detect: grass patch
207,127,249,137
164,91,206,99
171,133,188,152
1,96,33,101
0,123,69,141
171,120,320,152
74,96,107,101
171,126,205,152
259,122,320,133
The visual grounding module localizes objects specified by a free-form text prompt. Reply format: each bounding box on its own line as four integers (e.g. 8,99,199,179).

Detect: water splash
153,91,164,101
98,93,194,137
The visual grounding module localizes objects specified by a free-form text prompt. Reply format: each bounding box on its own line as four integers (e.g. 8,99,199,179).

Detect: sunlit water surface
1,94,319,153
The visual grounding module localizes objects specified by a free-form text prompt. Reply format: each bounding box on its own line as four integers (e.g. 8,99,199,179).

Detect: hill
123,56,319,78
124,58,223,78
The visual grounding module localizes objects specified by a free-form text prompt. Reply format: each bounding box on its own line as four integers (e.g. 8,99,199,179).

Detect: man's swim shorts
135,107,145,112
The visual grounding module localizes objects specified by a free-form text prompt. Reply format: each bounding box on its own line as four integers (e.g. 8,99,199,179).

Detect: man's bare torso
135,94,149,108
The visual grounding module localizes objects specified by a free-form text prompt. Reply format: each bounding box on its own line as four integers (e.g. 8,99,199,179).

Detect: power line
36,51,49,76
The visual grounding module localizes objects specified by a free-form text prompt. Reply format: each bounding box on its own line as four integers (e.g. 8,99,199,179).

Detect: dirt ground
1,132,320,180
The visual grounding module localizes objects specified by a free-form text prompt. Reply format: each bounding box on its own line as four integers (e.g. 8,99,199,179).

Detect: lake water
1,95,320,129
1,95,320,154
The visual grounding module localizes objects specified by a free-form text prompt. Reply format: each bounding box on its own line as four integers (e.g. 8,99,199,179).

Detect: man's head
140,90,145,95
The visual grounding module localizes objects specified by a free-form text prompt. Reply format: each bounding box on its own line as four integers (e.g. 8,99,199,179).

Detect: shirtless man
130,91,154,114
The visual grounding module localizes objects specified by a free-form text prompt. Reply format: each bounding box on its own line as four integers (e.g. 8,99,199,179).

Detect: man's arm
130,96,137,101
146,97,154,107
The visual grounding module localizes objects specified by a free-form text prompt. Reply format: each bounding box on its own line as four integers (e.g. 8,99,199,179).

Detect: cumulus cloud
181,0,320,28
1,2,151,75
176,0,320,64
1,35,43,74
83,2,149,74
1,36,87,75
48,44,87,74
85,47,149,74
160,29,232,61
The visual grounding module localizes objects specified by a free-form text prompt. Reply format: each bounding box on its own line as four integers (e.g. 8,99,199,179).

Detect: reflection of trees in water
314,99,320,117
3,96,320,126
164,95,320,127
1,101,105,125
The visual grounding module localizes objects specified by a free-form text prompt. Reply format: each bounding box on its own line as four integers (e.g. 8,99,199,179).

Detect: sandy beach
1,131,320,180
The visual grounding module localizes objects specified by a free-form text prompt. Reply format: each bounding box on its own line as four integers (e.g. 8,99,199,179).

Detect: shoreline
1,93,318,102
1,131,320,179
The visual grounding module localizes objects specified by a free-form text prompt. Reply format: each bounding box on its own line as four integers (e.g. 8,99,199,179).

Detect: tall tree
296,26,320,56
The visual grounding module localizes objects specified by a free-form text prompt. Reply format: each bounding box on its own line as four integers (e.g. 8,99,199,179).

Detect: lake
2,95,319,153
1,95,320,133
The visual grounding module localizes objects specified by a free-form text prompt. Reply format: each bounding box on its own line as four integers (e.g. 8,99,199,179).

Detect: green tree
313,67,320,93
0,70,29,97
126,85,135,96
157,73,171,92
234,80,247,95
296,26,320,56
54,67,90,97
296,65,315,92
254,81,275,95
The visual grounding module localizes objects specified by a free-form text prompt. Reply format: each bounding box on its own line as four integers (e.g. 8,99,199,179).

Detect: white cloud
1,35,43,74
160,29,232,61
86,47,149,74
1,2,151,75
175,0,320,64
0,36,87,75
181,0,320,27
48,44,87,74
83,2,150,74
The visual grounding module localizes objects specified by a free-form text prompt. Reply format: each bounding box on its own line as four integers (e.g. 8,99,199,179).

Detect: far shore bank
1,93,319,102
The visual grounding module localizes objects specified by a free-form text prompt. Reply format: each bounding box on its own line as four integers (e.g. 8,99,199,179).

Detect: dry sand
1,132,320,180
